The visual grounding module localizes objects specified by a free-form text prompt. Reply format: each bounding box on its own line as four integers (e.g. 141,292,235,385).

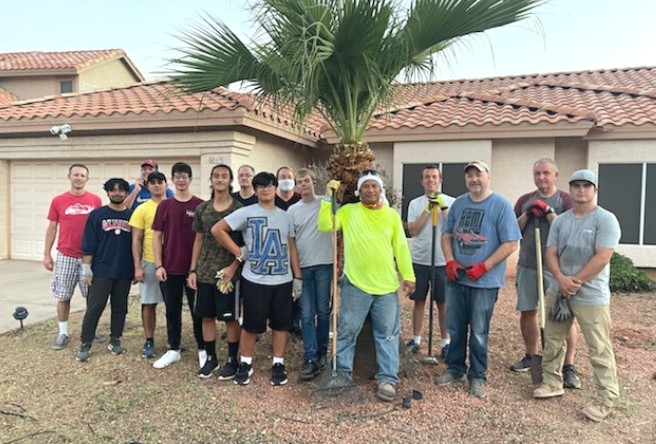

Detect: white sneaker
198,350,207,369
152,350,181,369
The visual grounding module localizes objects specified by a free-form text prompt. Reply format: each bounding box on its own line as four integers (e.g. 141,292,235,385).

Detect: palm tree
170,0,545,199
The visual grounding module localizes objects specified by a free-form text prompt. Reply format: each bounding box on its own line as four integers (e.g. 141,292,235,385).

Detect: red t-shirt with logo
47,191,103,258
152,196,203,275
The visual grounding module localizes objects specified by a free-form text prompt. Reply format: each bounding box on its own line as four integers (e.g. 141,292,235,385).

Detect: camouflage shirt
192,199,243,284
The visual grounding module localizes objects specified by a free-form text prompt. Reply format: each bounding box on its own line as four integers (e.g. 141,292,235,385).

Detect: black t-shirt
275,193,301,211
231,191,258,206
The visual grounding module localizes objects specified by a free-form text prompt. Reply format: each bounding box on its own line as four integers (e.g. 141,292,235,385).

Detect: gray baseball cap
464,160,489,173
569,169,597,187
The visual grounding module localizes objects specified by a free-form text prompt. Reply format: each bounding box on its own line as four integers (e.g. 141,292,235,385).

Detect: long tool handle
331,193,339,372
535,226,545,330
428,202,438,357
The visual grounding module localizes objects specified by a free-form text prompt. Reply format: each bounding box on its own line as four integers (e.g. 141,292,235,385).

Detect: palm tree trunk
327,141,376,203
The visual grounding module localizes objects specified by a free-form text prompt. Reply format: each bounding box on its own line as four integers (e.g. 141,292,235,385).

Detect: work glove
81,264,93,286
528,199,555,218
326,180,341,198
424,192,448,213
466,262,488,281
292,278,303,301
214,268,235,294
236,245,249,263
446,260,464,282
549,294,572,322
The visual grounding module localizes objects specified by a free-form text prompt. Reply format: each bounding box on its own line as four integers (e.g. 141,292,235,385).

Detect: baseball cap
464,160,489,173
141,159,158,169
147,171,167,182
569,169,597,187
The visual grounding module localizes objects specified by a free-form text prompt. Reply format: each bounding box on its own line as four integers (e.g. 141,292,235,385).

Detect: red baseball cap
141,159,158,169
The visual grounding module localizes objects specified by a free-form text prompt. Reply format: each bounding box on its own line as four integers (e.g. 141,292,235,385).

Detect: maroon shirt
152,196,203,275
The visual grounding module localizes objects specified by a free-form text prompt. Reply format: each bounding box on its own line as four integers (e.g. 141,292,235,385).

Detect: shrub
610,252,655,293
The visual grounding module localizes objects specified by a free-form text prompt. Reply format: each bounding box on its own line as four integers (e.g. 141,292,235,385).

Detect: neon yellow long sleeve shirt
318,200,415,295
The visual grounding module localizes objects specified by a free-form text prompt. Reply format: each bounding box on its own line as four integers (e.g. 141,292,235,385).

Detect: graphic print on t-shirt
64,203,95,216
102,219,131,236
247,217,289,275
454,208,488,255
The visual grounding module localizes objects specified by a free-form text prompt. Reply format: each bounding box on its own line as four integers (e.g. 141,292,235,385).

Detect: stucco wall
0,76,71,101
78,59,142,92
0,160,8,258
555,138,588,186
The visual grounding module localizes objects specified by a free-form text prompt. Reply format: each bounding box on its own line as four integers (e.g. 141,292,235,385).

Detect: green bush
610,252,655,293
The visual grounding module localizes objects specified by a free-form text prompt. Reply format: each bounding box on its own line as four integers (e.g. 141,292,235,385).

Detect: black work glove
549,294,572,322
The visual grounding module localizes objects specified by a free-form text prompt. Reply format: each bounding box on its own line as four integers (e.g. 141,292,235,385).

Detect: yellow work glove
215,268,235,294
326,180,341,198
424,192,448,213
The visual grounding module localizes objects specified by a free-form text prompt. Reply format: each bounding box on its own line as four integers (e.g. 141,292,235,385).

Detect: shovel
421,200,439,365
531,226,545,385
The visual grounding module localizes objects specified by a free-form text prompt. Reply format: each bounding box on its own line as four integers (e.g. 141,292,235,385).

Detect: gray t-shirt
224,203,296,286
288,197,333,268
546,206,621,305
407,193,456,266
515,189,573,269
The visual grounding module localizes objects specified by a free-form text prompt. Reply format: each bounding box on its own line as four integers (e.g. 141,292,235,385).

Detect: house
0,50,144,103
0,65,655,266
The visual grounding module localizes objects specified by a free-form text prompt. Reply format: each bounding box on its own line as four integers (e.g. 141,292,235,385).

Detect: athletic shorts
194,281,240,321
515,265,549,312
409,263,446,304
139,261,164,305
51,252,88,301
240,278,293,334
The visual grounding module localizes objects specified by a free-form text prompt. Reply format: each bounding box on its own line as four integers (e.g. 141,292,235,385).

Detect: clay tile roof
0,49,129,72
0,87,19,106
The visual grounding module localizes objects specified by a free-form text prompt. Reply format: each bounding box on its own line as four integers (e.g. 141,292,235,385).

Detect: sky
2,0,655,83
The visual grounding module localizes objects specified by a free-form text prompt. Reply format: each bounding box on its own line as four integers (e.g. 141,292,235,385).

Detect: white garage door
10,159,201,261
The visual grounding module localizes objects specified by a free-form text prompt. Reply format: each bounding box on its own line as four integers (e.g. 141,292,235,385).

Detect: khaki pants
542,293,619,407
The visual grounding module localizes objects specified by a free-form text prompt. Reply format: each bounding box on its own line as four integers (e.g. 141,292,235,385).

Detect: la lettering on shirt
47,191,102,258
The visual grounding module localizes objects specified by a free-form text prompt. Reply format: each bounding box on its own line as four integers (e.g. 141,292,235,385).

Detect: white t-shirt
288,197,333,268
224,204,296,286
407,193,455,266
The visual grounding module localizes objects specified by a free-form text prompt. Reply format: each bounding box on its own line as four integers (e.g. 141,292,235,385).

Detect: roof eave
583,123,656,140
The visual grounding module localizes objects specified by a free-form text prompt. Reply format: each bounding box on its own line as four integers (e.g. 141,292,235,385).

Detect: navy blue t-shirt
82,206,134,279
129,183,174,209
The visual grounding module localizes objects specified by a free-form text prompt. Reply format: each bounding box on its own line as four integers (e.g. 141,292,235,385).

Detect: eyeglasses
173,174,190,181
255,183,276,190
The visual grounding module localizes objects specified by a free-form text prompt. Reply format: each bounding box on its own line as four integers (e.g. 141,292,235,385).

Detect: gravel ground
0,279,655,444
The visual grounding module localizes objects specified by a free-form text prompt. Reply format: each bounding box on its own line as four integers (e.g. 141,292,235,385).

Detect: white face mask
278,179,295,192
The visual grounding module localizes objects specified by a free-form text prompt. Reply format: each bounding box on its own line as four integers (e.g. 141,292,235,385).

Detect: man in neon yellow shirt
129,172,168,358
319,171,415,402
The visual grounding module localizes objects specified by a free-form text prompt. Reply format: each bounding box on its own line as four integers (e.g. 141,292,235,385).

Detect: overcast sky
2,0,655,82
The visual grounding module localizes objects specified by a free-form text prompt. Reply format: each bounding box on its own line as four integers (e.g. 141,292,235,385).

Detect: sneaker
198,355,219,379
406,339,420,354
434,372,466,386
510,354,532,372
76,343,91,362
218,357,239,380
316,354,327,370
581,402,612,422
153,350,182,369
533,383,565,399
271,363,289,386
441,343,450,361
377,381,396,402
299,360,321,380
563,365,582,389
51,334,69,350
234,362,254,385
142,341,155,359
469,379,486,398
107,339,126,355
93,332,105,343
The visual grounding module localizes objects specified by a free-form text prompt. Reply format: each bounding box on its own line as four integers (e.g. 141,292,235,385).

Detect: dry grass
1,281,655,444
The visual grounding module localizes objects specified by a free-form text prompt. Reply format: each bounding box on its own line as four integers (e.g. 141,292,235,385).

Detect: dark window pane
598,164,641,244
60,81,73,94
442,163,468,198
644,164,656,245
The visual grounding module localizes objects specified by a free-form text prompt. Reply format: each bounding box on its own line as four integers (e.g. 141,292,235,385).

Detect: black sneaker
563,364,582,389
316,354,327,370
218,357,239,380
107,338,126,355
271,363,288,386
510,354,532,372
76,343,92,362
198,355,219,379
299,360,320,380
406,339,420,354
234,362,254,385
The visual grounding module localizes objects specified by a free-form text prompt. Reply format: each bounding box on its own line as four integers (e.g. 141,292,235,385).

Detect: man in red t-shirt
45,163,102,350
152,162,205,370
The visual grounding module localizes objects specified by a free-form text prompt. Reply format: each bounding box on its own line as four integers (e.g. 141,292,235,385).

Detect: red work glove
446,260,464,282
530,199,554,218
466,262,488,281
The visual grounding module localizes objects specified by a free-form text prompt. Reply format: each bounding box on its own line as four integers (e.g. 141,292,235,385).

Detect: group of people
44,157,621,422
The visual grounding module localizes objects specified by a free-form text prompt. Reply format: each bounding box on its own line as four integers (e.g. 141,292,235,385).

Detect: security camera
50,126,60,135
49,124,72,140
60,124,72,134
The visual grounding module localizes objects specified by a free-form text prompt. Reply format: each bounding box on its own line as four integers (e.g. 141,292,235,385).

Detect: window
401,162,468,221
598,163,656,245
60,80,73,94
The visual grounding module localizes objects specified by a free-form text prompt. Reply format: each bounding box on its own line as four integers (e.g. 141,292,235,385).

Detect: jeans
160,274,203,350
299,265,332,361
336,276,401,385
444,282,498,381
80,277,131,344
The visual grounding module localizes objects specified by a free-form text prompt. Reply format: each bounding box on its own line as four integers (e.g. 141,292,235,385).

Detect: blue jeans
336,276,401,385
300,265,332,361
444,282,498,381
